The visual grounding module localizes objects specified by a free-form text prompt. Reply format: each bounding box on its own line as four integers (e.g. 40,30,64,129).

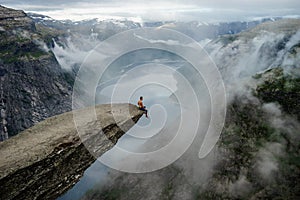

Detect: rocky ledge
0,103,143,200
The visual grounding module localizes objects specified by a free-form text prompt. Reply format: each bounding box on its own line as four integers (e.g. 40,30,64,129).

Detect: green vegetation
256,67,300,120
0,21,67,64
215,99,275,182
195,190,229,200
0,34,48,64
197,67,300,199
218,35,238,46
288,43,300,55
161,182,174,200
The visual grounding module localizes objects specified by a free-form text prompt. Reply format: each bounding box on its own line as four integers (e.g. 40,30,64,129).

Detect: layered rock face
0,5,35,30
0,103,143,200
0,5,72,140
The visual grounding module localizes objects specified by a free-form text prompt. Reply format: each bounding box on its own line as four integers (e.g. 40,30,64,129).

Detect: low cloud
254,142,283,182
2,0,300,22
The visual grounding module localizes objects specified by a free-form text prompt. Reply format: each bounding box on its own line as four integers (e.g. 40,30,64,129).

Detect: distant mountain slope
27,12,286,41
205,18,300,84
0,6,73,140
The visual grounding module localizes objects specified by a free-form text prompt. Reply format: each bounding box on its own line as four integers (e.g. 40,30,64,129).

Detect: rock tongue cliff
0,103,143,200
0,6,72,140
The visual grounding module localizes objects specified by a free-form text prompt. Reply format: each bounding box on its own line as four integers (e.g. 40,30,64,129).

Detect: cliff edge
0,103,143,200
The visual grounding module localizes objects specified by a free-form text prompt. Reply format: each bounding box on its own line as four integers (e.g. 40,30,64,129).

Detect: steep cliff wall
0,5,72,140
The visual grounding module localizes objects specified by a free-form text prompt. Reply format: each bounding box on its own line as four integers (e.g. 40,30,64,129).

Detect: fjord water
58,50,192,199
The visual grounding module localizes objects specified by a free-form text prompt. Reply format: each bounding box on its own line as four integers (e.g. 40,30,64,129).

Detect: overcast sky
2,0,300,22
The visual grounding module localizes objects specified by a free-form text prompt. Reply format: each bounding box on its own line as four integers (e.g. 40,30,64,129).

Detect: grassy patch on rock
255,67,300,120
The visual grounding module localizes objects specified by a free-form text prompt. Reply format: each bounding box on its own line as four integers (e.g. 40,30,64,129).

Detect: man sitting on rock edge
137,96,148,118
